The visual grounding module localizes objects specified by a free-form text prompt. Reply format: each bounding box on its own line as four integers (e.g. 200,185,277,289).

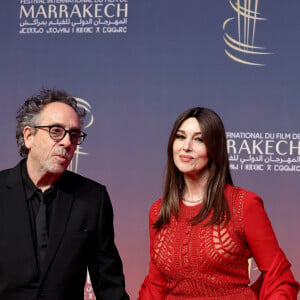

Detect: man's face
24,102,80,176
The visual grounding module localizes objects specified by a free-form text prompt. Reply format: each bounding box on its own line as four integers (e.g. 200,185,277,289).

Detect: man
0,89,129,300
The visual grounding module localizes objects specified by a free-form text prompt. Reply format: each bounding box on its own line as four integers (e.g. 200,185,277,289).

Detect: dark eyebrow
177,129,202,135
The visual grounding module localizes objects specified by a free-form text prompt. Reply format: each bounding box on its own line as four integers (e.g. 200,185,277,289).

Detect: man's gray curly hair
16,88,86,157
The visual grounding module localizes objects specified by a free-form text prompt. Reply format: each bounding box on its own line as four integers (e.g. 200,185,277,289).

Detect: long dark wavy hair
154,107,233,229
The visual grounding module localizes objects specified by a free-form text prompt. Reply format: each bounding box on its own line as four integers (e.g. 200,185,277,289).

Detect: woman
139,107,299,299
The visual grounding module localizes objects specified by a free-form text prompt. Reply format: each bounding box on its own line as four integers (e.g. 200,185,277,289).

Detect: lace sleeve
138,200,168,300
243,192,299,299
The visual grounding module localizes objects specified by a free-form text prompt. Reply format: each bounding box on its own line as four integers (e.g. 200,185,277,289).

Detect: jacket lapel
5,162,76,285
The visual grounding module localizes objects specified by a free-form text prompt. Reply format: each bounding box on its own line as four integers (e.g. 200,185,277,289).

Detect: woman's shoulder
225,184,263,206
149,198,163,219
225,184,267,229
147,198,162,226
224,185,267,242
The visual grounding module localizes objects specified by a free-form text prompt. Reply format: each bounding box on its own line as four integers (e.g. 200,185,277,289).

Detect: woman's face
172,117,210,179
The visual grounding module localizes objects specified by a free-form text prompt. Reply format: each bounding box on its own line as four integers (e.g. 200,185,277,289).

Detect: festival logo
68,97,94,173
19,0,128,35
223,0,271,66
227,131,300,173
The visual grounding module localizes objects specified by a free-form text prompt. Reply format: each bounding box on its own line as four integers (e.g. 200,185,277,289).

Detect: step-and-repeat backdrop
1,1,299,298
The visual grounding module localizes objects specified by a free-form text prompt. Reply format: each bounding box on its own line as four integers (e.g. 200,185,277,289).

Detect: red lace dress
139,185,299,299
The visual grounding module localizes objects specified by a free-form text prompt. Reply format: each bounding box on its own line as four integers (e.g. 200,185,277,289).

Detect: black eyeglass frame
34,125,87,145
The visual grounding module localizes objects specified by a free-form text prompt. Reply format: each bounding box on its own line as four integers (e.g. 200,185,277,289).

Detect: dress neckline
179,200,202,219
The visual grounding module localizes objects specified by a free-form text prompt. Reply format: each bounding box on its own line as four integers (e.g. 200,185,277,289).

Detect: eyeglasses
34,125,87,145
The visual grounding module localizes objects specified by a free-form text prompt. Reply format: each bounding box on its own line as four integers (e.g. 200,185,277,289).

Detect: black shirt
21,160,56,266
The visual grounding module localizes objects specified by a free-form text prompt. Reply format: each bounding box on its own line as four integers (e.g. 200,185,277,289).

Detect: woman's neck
182,173,208,206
